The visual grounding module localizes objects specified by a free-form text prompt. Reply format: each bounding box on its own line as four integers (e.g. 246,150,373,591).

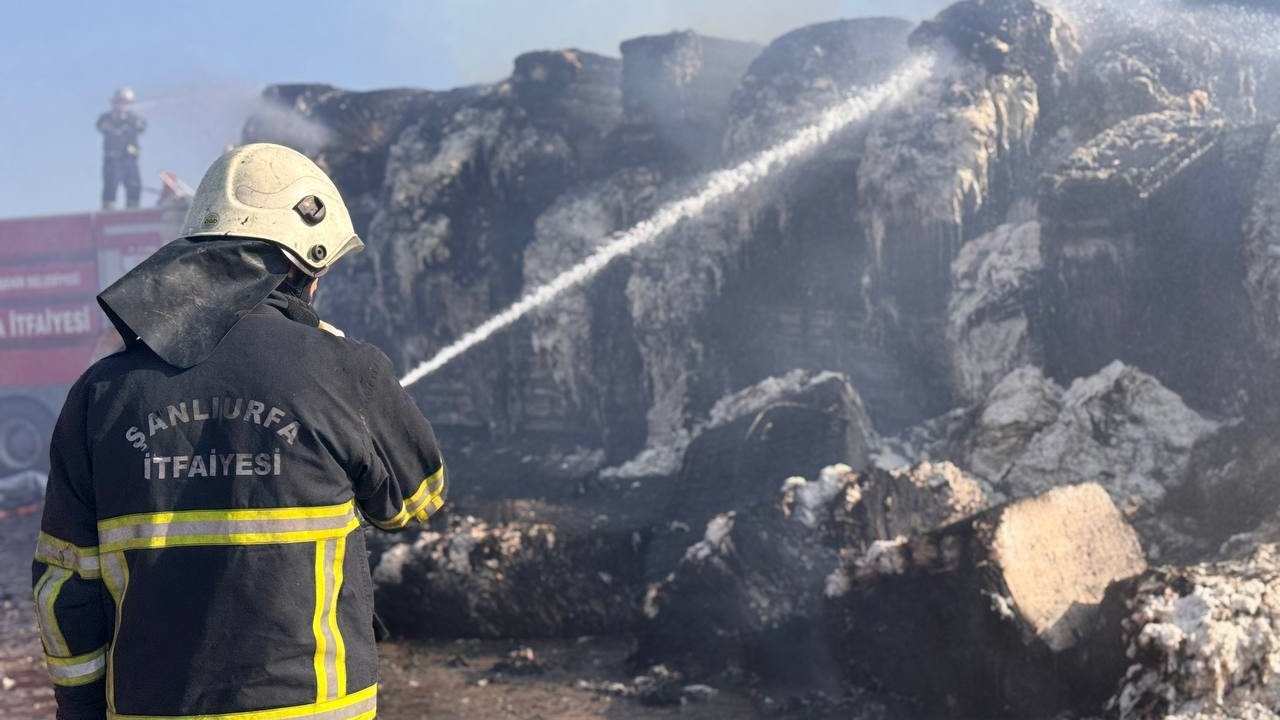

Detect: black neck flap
98,237,294,369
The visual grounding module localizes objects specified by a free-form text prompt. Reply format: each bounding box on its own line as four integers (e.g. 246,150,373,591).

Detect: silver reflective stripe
99,551,129,712
405,468,446,519
35,566,72,657
318,538,340,700
100,513,354,547
97,504,358,552
34,533,101,578
307,692,375,720
47,646,107,686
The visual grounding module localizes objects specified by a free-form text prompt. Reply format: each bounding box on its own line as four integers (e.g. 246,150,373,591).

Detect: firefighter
97,88,146,210
33,143,446,719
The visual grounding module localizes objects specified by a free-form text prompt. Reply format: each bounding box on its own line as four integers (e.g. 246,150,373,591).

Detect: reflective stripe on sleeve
97,502,359,552
406,465,446,521
46,645,107,687
34,532,101,578
367,466,445,530
100,551,130,713
34,566,72,657
107,683,376,720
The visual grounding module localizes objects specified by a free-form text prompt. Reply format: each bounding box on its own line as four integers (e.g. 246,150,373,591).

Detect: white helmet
180,143,363,275
112,87,135,104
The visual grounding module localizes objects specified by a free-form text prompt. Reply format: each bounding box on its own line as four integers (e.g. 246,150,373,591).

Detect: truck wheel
0,398,54,476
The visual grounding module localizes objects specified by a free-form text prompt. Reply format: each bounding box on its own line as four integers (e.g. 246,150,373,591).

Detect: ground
0,500,769,720
0,505,55,720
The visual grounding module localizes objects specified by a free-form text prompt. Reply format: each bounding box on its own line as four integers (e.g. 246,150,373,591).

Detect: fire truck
0,205,185,475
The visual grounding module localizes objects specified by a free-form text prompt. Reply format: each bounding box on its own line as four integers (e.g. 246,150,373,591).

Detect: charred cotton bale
617,31,761,168
638,462,996,684
722,18,913,157
826,483,1146,718
946,221,1046,404
371,514,642,639
1108,544,1280,720
643,371,876,581
1040,111,1263,416
836,460,996,549
953,362,1218,557
910,0,1078,109
636,508,838,683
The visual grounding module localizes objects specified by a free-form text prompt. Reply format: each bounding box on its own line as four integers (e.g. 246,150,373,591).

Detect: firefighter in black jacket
97,88,146,210
33,143,446,719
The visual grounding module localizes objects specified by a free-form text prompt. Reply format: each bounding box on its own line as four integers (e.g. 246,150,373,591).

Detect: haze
0,0,948,220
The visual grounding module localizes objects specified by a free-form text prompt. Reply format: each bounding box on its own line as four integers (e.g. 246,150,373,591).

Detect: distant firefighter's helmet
180,143,363,275
112,87,135,105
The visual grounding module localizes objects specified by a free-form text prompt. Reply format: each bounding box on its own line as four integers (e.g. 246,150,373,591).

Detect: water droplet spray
401,53,937,388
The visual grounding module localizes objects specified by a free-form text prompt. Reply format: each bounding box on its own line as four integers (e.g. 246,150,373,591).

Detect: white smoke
400,53,936,387
1048,0,1280,63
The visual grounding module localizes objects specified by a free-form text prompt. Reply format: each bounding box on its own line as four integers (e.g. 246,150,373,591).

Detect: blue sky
0,1,949,219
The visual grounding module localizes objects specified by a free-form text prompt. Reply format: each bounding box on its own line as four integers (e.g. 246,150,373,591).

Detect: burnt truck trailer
0,207,183,475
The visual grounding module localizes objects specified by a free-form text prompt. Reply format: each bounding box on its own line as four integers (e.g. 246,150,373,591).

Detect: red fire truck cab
0,207,183,475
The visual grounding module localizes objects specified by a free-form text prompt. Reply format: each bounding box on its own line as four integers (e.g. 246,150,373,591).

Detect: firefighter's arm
32,375,109,719
353,347,447,531
94,113,109,134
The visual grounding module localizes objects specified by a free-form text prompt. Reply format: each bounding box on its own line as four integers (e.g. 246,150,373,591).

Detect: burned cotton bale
645,372,876,581
636,508,839,683
825,483,1146,718
638,462,996,685
371,514,643,639
831,460,995,550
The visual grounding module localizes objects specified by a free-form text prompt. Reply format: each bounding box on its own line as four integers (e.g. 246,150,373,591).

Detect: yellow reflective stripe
98,503,359,552
34,566,72,657
312,537,348,701
108,683,376,720
99,523,361,553
365,466,445,530
34,532,101,578
312,540,328,702
331,538,347,698
46,645,107,687
412,493,446,522
367,507,410,531
404,466,445,514
406,466,446,521
100,551,129,714
99,503,354,530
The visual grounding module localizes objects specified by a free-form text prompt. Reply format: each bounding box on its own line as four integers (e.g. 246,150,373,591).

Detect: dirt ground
0,500,773,720
0,507,57,720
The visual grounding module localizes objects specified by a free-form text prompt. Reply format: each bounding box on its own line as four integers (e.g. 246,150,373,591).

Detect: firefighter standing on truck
97,88,146,210
33,143,446,719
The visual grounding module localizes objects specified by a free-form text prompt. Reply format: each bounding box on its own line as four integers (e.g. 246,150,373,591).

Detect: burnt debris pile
246,0,1280,716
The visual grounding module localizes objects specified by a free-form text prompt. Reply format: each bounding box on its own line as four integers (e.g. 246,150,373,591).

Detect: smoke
1047,0,1280,62
399,53,936,388
120,80,335,194
240,98,335,156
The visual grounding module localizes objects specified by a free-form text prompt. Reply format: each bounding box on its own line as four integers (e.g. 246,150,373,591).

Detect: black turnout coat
33,292,446,720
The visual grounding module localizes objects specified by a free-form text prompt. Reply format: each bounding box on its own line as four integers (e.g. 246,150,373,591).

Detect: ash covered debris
637,461,996,687
826,483,1147,719
641,370,877,578
371,511,643,639
1109,544,1280,720
223,0,1280,715
946,221,1046,404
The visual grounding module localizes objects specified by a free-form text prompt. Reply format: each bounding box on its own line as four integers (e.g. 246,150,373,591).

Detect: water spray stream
400,53,937,388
